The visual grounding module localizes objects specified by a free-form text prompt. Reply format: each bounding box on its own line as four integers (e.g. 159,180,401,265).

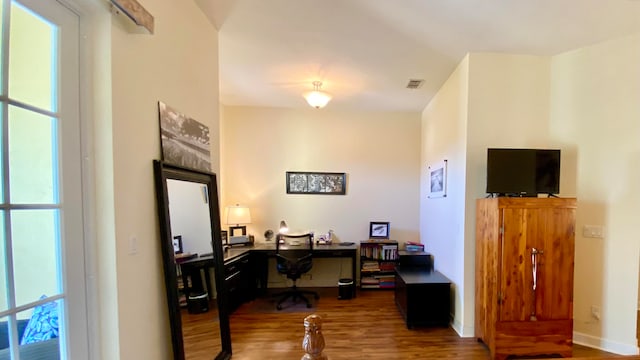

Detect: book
404,241,424,251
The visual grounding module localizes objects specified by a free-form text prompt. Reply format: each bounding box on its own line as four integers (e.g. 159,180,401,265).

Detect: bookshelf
360,239,399,290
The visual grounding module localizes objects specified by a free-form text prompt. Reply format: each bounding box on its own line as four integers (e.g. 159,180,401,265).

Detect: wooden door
498,202,575,322
499,207,532,321
528,206,575,320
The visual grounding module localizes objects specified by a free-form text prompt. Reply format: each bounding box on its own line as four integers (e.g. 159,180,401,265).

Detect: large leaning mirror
153,160,232,360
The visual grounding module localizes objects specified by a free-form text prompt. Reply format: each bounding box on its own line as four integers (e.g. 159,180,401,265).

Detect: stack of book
379,262,396,272
361,276,380,289
361,260,380,273
377,274,396,288
405,241,425,252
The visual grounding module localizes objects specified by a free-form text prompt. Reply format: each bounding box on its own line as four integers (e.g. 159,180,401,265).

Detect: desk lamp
279,220,288,234
224,204,251,236
278,220,288,243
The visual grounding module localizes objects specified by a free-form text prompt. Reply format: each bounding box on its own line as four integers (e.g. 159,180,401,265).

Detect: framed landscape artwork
158,101,211,172
286,171,346,195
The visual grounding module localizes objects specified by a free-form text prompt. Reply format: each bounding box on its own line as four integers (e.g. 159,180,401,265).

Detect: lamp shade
303,81,332,109
224,204,251,225
279,220,288,233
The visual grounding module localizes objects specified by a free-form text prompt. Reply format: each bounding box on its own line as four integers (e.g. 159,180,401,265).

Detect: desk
247,242,358,297
178,242,358,307
177,254,215,299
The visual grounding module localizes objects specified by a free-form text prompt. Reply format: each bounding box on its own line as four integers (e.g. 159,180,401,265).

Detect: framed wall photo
286,171,346,195
369,222,390,239
158,101,211,172
428,159,447,198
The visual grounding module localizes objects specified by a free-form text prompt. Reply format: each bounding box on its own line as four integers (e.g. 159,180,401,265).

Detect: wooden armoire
475,197,576,360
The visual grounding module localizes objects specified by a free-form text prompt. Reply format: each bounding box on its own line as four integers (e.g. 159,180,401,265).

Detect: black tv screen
486,148,560,196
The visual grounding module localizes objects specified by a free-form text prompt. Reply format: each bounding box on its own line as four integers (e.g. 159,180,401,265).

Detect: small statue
301,314,327,360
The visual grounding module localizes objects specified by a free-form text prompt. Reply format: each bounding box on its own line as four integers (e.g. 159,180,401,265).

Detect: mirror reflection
153,160,231,360
167,179,221,357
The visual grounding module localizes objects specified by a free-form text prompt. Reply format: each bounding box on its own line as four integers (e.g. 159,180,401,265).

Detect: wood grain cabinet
475,197,576,360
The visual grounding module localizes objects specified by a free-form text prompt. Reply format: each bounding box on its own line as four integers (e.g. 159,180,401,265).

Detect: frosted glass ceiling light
303,81,332,109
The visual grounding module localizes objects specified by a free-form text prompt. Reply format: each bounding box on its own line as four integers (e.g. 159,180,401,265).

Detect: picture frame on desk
221,230,228,245
369,221,390,239
173,235,183,254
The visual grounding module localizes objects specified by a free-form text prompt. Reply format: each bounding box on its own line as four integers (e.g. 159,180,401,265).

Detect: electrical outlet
590,305,600,320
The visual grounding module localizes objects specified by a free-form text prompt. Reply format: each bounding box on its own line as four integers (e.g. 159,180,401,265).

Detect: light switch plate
583,225,604,238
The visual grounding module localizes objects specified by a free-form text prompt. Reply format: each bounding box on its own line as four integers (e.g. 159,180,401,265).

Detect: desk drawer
224,254,250,313
225,255,249,277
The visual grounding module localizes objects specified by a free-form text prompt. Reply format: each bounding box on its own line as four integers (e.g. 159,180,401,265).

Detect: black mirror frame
153,160,232,360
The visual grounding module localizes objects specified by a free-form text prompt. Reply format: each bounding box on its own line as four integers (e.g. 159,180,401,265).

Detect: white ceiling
195,0,640,112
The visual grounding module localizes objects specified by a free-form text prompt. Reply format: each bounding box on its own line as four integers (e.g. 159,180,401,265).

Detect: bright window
0,0,88,358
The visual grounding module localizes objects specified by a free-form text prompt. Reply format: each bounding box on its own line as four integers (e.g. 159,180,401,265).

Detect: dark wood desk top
222,242,357,263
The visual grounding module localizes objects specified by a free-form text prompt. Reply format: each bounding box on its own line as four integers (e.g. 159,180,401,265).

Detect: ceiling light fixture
303,81,332,109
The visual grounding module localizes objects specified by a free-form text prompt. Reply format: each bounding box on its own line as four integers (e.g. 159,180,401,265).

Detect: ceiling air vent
406,79,424,89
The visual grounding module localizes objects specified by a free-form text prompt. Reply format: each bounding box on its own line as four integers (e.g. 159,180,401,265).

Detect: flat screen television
486,148,560,196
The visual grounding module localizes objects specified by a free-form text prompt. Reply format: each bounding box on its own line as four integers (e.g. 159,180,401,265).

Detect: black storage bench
394,251,451,329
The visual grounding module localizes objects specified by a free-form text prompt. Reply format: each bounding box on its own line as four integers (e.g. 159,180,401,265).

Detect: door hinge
499,226,504,235
497,292,504,304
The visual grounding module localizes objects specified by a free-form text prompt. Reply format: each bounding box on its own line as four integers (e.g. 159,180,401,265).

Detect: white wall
167,179,213,256
420,55,470,335
551,33,640,354
221,106,421,286
421,52,572,338
106,0,220,358
465,52,559,338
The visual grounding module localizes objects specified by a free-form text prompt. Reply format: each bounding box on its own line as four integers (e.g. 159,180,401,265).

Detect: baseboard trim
451,317,475,338
573,331,639,355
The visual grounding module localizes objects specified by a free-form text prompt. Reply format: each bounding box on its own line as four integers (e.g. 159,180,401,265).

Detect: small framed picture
172,235,183,254
428,159,447,198
369,222,390,239
221,230,228,245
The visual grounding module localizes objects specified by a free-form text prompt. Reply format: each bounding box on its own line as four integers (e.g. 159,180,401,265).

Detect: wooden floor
184,288,637,360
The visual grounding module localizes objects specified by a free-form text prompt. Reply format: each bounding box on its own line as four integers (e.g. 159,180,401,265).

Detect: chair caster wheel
277,305,283,310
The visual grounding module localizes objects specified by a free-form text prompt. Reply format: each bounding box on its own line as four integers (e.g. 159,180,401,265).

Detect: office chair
274,233,319,310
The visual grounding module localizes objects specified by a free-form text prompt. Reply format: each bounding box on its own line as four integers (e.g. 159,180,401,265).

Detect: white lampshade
224,204,251,225
279,220,289,234
303,81,332,109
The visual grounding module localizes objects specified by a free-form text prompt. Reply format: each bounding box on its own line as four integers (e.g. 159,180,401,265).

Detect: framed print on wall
286,171,346,195
428,159,447,198
158,101,211,172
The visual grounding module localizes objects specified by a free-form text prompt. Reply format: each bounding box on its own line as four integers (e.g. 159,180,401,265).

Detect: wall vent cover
406,79,424,89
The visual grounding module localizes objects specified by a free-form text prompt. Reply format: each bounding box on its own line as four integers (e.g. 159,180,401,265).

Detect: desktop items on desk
315,229,334,245
224,204,252,246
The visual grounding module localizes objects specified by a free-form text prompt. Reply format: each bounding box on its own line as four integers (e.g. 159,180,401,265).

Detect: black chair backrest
276,233,314,279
